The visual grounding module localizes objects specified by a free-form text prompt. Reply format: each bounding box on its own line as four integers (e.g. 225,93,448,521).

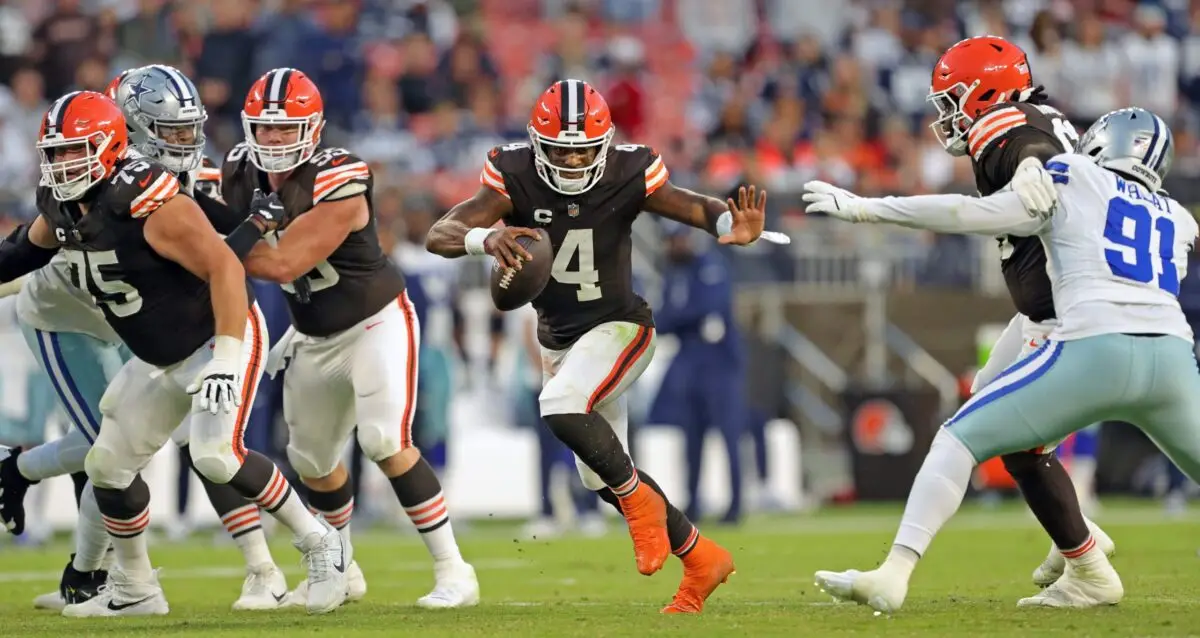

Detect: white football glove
801,181,874,223
187,336,243,415
1008,156,1059,220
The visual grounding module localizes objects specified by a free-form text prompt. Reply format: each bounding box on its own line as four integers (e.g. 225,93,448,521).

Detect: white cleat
284,560,367,608
33,591,65,611
1019,559,1123,608
813,568,908,615
232,564,289,611
61,568,169,618
1032,522,1116,588
295,523,350,615
416,561,480,609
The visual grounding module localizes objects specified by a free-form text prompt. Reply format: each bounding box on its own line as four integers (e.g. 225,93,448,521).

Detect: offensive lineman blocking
0,90,348,616
221,68,478,607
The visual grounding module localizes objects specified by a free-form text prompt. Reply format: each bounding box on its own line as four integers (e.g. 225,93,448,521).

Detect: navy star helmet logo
124,75,154,108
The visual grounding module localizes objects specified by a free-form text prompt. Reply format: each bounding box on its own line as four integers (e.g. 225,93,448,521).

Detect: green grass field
3,500,1200,637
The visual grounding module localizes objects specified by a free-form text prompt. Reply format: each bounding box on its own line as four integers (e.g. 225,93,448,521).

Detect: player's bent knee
574,456,606,491
287,442,337,481
356,423,403,463
189,447,241,484
539,379,590,417
1000,449,1044,476
84,445,134,490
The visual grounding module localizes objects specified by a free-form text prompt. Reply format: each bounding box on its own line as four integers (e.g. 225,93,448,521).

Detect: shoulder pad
968,104,1029,160
611,143,669,195
107,158,179,219
307,148,371,204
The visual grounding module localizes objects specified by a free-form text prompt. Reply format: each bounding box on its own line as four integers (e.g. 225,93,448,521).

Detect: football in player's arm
425,147,769,268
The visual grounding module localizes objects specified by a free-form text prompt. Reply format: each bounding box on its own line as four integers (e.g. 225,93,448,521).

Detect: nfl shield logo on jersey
567,203,580,217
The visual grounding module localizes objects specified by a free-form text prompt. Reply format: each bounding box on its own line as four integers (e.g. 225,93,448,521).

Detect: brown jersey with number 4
484,142,667,350
37,156,242,366
968,101,1077,323
221,144,405,337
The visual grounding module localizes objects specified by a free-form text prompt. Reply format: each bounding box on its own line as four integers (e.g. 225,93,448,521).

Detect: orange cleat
661,536,736,614
617,483,670,575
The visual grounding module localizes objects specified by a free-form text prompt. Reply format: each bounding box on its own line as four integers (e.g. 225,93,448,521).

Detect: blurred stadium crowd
2,0,1200,242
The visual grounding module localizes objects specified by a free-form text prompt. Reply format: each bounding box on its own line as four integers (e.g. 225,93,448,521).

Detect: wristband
715,211,733,237
465,227,497,256
212,335,242,362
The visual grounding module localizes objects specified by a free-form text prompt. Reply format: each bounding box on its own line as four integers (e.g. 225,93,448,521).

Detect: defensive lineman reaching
221,68,478,607
427,79,784,613
924,35,1116,588
806,108,1197,611
0,91,347,616
0,65,289,612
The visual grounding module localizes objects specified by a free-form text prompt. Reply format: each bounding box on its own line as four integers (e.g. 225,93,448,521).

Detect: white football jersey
16,252,121,344
1043,153,1198,342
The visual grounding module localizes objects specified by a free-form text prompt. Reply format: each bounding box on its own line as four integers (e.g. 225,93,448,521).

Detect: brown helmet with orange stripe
36,91,129,202
528,79,615,195
927,36,1035,157
241,67,325,173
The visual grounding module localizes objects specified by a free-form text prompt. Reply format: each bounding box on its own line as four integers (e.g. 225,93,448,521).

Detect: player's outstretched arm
244,195,365,283
0,217,58,283
426,185,539,270
803,168,1055,237
644,182,767,245
143,196,249,341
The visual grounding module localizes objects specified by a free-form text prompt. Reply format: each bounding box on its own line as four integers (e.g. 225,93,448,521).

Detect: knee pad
574,455,606,491
188,444,241,484
286,441,337,480
539,376,590,417
84,444,134,490
356,423,402,463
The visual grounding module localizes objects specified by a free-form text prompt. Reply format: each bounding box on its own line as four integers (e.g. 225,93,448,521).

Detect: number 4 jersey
483,142,661,350
34,157,239,366
221,144,405,337
1042,154,1197,342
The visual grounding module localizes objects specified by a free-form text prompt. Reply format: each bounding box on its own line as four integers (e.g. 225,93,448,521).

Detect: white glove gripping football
1007,156,1059,220
801,181,874,223
187,336,243,415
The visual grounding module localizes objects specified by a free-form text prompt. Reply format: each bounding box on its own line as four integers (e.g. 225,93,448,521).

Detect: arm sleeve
862,191,1049,237
195,189,243,235
0,223,57,282
223,217,267,260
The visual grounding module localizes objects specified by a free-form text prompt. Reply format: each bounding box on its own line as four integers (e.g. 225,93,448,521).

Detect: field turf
2,500,1199,637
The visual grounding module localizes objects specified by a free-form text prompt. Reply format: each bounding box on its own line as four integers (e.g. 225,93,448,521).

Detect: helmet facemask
927,79,981,157
38,132,115,202
242,111,323,173
528,126,614,195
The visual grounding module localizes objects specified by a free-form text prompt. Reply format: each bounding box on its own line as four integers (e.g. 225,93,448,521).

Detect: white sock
103,508,153,580
220,504,275,569
16,429,90,481
251,468,326,542
405,494,463,563
73,483,111,572
890,429,976,568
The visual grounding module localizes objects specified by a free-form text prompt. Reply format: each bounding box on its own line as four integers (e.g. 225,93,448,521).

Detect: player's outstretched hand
719,185,768,245
802,181,872,223
485,227,542,270
0,446,35,536
1009,156,1059,220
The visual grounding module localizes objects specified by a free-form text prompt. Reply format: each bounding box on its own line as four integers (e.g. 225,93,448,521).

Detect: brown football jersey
968,101,1078,322
38,156,243,366
221,144,405,337
484,142,668,349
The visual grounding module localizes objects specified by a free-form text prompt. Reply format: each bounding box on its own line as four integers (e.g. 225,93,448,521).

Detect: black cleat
60,554,109,605
0,446,37,535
